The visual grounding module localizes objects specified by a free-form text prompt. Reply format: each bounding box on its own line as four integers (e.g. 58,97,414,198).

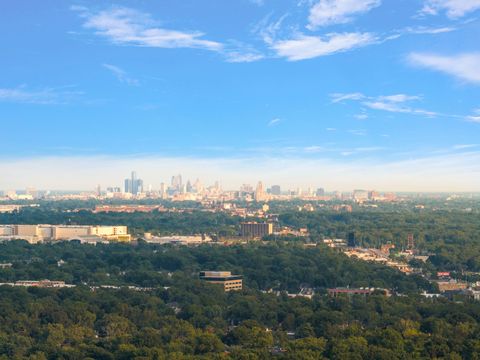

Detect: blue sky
1,0,480,191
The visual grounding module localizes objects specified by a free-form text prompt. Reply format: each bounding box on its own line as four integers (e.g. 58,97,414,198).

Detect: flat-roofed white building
0,224,131,243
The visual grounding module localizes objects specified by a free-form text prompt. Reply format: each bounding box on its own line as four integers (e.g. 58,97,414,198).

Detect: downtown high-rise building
255,181,266,202
270,185,281,196
171,174,183,191
124,171,144,195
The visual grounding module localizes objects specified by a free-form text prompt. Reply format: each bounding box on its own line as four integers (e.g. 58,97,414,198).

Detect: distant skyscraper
271,185,281,196
255,181,265,201
316,188,325,197
240,184,253,193
193,178,203,193
124,171,143,194
160,182,167,198
131,171,138,194
171,174,183,191
124,179,132,193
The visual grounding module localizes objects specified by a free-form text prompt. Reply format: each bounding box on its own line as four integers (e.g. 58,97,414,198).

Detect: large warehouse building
0,224,131,243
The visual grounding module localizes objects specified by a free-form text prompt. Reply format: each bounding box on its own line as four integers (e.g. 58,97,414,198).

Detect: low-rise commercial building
0,280,75,288
436,280,468,292
199,271,243,292
328,287,390,297
0,224,131,243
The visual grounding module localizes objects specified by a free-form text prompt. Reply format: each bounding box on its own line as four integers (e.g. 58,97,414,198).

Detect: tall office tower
193,178,203,193
160,182,167,198
124,171,143,194
96,184,101,197
124,179,132,193
171,174,183,191
347,232,357,248
255,181,265,202
407,234,415,250
186,180,193,193
131,171,138,194
240,184,253,193
368,190,379,200
271,185,281,196
316,188,325,197
136,179,144,194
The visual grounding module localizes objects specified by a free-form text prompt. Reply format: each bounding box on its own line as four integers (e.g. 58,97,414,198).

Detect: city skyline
1,1,479,191
0,154,480,192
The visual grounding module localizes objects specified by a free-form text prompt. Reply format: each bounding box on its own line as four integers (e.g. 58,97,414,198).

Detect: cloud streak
79,7,223,51
272,32,376,61
102,64,139,86
332,92,438,117
408,52,480,84
308,0,381,29
420,0,480,18
0,87,80,105
268,118,282,126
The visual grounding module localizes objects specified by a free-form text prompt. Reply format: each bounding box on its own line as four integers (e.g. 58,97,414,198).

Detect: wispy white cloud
0,86,80,105
348,129,367,136
354,114,368,120
408,52,480,84
102,64,139,86
223,42,265,63
272,32,376,61
308,0,381,29
453,144,478,149
420,0,480,18
363,101,437,116
466,116,480,122
249,0,265,6
76,6,265,63
76,6,223,51
377,94,421,103
466,109,480,123
331,92,365,103
333,92,438,117
268,118,282,126
404,25,456,34
225,52,264,63
253,13,289,45
304,145,325,153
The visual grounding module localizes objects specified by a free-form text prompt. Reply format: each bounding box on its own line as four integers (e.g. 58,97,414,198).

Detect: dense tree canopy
0,241,477,358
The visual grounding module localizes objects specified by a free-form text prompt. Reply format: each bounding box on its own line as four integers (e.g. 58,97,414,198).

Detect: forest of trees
0,241,478,358
1,201,480,272
0,200,479,358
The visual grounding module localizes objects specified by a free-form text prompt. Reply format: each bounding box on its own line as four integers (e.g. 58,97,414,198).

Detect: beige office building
240,222,273,238
0,224,131,243
199,271,243,292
